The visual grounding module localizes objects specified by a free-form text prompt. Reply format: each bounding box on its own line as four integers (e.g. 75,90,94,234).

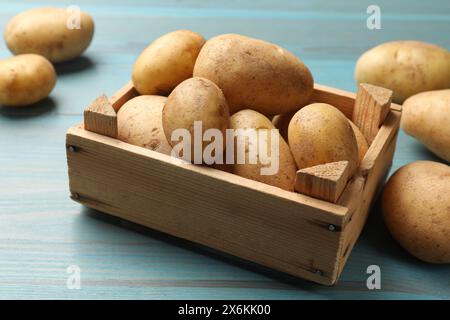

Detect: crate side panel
311,84,356,119
336,111,401,277
66,130,343,285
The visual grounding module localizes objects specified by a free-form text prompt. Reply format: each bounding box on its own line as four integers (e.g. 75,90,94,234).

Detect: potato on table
402,89,450,162
0,54,56,107
355,41,450,103
382,161,450,264
5,7,94,63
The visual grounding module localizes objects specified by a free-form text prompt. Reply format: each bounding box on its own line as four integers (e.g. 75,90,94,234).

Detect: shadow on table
54,56,95,76
359,196,417,264
408,140,448,164
0,97,56,119
80,206,328,291
352,192,450,296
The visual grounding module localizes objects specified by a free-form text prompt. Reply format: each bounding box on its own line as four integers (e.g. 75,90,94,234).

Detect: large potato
402,89,450,162
132,30,205,95
288,103,359,175
0,54,56,106
162,77,230,162
355,41,450,103
382,161,450,264
5,7,94,63
194,34,314,115
117,95,171,155
230,110,297,191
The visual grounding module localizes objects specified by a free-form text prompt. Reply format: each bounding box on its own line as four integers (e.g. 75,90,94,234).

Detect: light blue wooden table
0,0,449,299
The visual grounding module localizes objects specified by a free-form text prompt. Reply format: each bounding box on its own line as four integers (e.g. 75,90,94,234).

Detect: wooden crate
66,82,401,285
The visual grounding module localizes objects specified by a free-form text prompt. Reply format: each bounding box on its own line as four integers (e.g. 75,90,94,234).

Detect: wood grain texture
295,161,350,203
67,82,399,286
67,126,346,285
84,94,118,138
353,83,393,145
0,0,449,300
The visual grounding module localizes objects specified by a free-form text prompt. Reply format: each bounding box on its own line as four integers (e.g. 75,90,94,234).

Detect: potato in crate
66,32,401,285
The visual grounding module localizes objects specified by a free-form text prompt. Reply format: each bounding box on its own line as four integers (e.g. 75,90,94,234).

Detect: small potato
194,34,314,115
355,41,450,103
288,103,359,175
230,110,297,191
5,7,94,63
132,30,205,95
402,89,450,162
382,161,450,263
0,54,56,107
117,95,171,155
162,77,230,161
273,112,367,164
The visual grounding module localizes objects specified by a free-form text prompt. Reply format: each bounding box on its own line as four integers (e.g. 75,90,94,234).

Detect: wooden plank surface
0,0,449,299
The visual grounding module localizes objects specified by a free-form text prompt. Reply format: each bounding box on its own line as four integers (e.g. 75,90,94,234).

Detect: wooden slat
360,110,402,175
336,112,401,279
311,84,356,119
353,83,393,145
83,95,118,138
109,81,139,112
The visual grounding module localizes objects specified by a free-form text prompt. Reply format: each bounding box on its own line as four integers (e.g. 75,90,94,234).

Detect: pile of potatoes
356,40,450,264
124,31,450,264
0,7,94,107
122,30,367,193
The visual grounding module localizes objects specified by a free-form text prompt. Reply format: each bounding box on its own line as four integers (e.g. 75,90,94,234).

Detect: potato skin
355,41,450,103
117,95,172,155
132,30,205,95
5,7,94,63
230,110,297,191
402,89,450,162
349,120,369,164
162,77,230,157
193,34,314,115
382,161,450,264
0,54,56,107
288,103,359,175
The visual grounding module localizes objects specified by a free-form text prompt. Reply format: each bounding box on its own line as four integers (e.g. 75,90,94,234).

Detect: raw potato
162,77,230,161
273,112,368,164
349,120,369,164
288,103,359,175
5,7,94,63
117,95,172,155
355,41,450,103
0,54,56,107
132,30,205,95
402,89,450,162
194,34,314,115
230,110,297,191
382,161,450,264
